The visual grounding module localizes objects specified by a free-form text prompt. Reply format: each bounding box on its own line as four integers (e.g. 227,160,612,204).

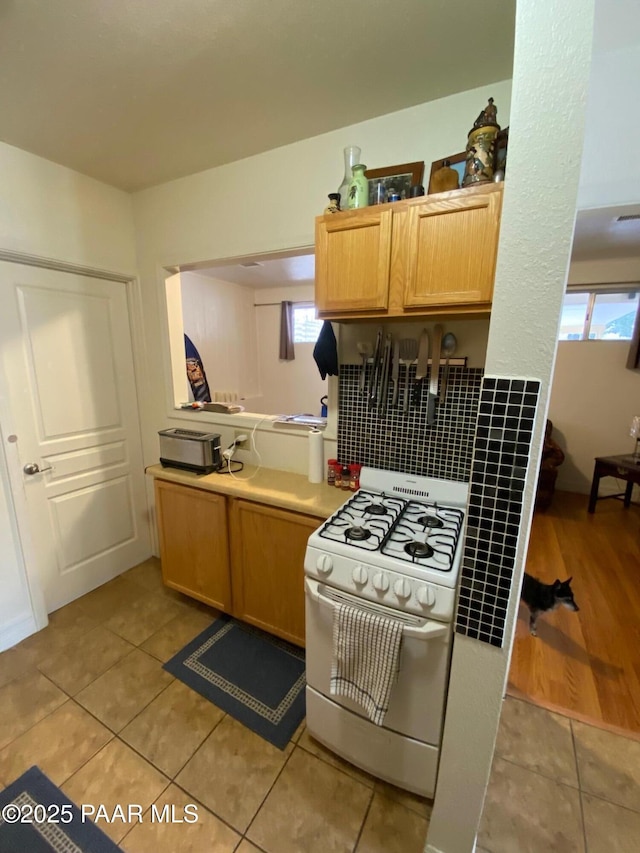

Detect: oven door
304,578,452,745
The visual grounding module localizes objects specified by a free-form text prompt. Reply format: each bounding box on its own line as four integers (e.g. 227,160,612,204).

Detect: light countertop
146,463,348,520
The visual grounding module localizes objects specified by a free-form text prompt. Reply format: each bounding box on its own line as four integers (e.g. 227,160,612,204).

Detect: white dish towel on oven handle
330,601,404,726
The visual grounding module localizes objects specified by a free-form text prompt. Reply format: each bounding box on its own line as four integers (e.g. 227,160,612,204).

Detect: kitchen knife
427,324,443,425
368,328,383,409
379,334,392,415
391,339,400,408
414,328,430,405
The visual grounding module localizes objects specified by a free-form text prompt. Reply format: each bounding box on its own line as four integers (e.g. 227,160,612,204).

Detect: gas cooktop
305,467,469,595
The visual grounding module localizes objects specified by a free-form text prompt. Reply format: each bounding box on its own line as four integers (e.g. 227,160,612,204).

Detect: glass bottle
340,464,351,490
334,464,343,489
347,164,368,209
337,145,361,209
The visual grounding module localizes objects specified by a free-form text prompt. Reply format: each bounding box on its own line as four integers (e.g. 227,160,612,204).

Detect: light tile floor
1,558,638,852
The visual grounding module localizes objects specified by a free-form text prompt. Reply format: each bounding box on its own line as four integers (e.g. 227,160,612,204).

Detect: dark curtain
279,301,295,361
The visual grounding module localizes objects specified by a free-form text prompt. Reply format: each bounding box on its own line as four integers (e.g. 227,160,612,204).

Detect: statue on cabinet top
473,97,499,130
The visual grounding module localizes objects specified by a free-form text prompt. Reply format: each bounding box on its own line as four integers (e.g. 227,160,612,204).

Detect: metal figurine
463,97,501,187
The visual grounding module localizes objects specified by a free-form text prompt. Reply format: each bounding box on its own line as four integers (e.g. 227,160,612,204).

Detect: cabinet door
229,499,318,647
315,208,393,312
403,185,503,308
154,480,231,610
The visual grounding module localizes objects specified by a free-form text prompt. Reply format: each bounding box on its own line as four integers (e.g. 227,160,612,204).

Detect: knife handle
403,364,411,414
391,342,400,408
427,392,436,425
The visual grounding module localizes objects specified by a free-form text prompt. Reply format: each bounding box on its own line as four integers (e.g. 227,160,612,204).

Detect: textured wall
426,2,595,852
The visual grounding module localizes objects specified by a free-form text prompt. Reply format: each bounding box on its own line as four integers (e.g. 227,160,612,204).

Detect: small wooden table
588,454,640,513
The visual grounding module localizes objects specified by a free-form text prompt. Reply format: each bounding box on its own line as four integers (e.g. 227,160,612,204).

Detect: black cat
521,573,580,636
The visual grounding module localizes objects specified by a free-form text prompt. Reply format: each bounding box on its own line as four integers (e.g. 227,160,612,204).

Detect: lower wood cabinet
154,479,232,611
228,498,319,647
154,481,318,647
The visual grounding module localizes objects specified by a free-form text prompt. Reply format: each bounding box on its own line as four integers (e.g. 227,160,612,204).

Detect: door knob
23,462,52,475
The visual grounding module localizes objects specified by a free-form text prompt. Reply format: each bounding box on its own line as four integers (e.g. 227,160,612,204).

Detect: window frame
292,302,323,344
560,283,640,342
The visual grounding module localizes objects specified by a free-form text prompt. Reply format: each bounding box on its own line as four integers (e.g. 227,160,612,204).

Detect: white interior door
0,262,151,612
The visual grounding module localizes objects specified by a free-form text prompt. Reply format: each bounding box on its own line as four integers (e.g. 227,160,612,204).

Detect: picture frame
427,152,466,194
364,161,424,205
495,126,509,174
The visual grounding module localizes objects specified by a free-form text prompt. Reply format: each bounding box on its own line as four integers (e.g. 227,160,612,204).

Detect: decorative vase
324,193,341,214
337,145,361,209
347,163,368,209
462,97,500,187
462,125,499,186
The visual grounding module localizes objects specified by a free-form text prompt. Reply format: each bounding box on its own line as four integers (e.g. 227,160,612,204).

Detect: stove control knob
316,554,333,576
352,565,368,586
417,585,436,607
372,572,390,593
394,578,412,600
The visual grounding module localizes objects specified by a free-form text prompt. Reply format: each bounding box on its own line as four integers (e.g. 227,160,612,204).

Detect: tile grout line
570,719,589,853
242,741,299,840
351,786,375,853
169,710,228,780
494,754,580,790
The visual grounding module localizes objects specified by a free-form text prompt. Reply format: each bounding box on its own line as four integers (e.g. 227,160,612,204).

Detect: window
293,305,323,344
559,288,639,341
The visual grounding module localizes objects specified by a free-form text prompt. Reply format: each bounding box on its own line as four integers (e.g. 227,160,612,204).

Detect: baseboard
505,688,640,742
0,610,39,652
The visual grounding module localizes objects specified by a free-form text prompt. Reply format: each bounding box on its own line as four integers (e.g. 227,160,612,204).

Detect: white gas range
304,466,469,798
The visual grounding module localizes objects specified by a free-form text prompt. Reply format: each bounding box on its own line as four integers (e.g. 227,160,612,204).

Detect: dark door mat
0,765,124,852
163,614,305,749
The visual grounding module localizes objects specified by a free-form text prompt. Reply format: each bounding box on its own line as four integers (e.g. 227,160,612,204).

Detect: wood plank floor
508,490,640,734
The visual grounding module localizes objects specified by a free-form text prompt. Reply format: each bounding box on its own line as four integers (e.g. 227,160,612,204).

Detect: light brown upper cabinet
315,183,503,320
315,206,393,312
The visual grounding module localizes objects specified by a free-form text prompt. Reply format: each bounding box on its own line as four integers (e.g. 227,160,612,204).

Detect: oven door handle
305,578,449,641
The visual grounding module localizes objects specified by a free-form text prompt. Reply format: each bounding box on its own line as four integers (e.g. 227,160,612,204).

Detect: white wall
132,80,513,476
180,272,260,403
550,342,640,493
0,140,137,272
0,436,35,649
0,141,138,648
577,0,640,210
254,284,328,416
426,1,594,851
550,256,640,494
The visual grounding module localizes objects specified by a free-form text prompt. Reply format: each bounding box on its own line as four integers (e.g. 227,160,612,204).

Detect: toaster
159,428,222,474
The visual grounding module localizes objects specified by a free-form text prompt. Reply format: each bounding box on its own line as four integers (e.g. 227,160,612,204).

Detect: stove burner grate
364,503,388,516
404,541,435,559
345,526,372,542
418,515,444,529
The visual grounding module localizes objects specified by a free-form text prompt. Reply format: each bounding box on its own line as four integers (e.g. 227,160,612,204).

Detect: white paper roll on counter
308,428,324,483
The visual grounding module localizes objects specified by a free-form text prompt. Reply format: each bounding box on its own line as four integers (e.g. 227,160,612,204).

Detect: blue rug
163,615,305,749
0,766,124,852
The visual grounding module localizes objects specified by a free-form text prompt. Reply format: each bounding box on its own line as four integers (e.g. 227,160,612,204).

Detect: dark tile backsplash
338,363,542,649
337,363,483,481
455,376,541,648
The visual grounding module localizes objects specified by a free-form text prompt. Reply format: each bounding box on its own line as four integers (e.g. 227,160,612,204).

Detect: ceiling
572,205,640,264
193,253,315,289
1,2,636,270
0,0,516,191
